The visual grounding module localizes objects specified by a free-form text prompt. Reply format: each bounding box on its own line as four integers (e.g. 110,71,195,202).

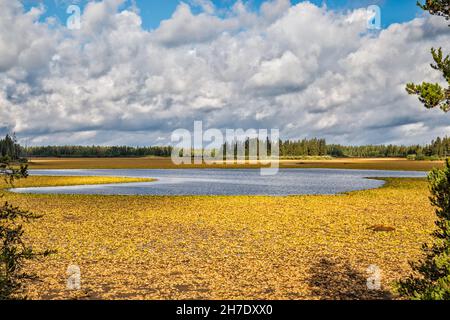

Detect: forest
0,134,22,160
2,134,449,159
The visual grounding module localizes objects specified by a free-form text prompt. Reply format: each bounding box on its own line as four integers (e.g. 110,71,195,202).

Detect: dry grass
3,176,154,188
27,157,444,171
0,175,436,300
282,158,444,171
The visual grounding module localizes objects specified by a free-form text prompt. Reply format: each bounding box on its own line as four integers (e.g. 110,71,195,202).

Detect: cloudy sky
1,0,449,146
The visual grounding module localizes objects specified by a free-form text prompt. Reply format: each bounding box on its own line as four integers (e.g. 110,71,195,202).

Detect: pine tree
0,142,53,299
398,160,450,299
406,1,450,113
397,0,450,300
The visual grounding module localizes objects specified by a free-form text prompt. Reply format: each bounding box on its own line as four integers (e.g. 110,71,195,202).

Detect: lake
9,168,427,196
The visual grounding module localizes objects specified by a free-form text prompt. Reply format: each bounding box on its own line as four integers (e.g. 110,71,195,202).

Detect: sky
22,0,423,29
1,0,449,146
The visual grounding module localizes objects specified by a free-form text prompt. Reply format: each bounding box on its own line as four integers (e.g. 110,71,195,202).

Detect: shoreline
26,157,444,172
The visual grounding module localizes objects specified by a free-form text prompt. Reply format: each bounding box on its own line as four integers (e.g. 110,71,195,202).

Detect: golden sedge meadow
0,158,443,300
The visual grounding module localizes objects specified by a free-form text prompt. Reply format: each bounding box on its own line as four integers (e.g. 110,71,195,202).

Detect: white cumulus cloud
0,0,449,146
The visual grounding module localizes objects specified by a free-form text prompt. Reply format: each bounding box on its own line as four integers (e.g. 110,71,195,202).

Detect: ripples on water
10,169,427,196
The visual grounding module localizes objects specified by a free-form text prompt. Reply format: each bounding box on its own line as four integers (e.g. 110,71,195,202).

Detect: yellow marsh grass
28,157,444,171
3,176,155,188
0,175,436,300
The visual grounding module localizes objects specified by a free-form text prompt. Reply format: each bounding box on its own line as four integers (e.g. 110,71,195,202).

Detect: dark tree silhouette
0,139,53,300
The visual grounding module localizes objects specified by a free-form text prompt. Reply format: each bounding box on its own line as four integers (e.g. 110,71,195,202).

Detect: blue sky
9,0,449,146
23,0,424,30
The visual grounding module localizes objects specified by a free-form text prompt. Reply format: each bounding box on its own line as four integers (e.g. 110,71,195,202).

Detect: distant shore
27,157,444,171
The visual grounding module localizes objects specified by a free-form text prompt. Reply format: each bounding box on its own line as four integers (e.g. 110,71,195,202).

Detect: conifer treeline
0,134,22,160
328,136,450,158
280,139,327,157
22,145,173,158
2,135,450,159
425,137,450,157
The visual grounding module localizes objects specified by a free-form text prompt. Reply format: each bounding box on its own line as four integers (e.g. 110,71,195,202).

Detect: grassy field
0,174,436,300
5,176,154,188
27,157,444,171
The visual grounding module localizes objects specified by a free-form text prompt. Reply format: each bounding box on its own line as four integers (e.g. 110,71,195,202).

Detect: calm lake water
9,169,427,196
